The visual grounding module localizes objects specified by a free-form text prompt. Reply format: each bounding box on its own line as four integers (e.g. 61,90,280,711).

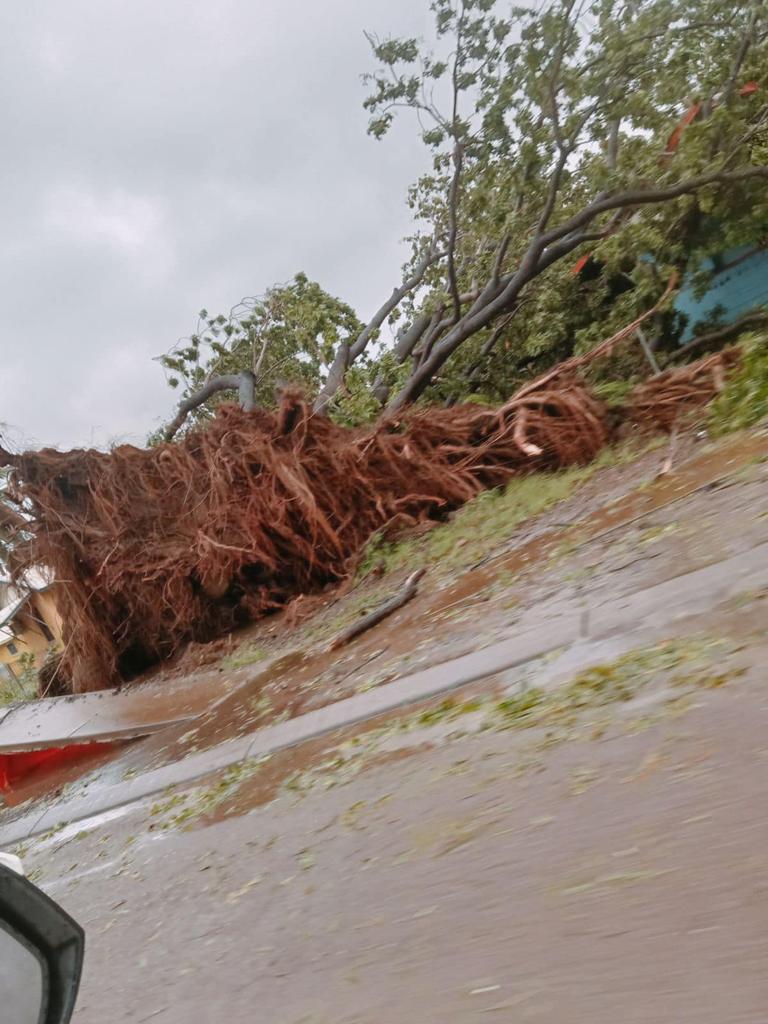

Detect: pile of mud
1,385,607,692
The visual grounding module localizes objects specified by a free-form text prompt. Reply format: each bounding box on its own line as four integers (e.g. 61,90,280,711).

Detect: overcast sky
0,0,432,450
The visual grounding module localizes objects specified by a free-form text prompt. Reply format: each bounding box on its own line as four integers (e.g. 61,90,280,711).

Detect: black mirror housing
0,863,84,1024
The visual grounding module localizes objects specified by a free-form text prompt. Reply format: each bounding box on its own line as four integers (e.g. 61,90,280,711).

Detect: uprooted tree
161,0,768,432
1,335,744,693
2,0,768,694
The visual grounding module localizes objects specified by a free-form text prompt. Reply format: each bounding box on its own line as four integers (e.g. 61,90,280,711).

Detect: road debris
329,568,426,650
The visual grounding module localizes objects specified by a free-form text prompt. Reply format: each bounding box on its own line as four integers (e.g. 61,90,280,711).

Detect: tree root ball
3,347,736,694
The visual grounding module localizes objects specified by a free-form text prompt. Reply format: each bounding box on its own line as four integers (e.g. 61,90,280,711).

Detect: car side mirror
0,860,84,1023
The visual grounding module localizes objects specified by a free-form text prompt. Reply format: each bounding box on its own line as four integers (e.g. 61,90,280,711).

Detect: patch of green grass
359,464,598,580
592,379,637,410
494,688,546,724
416,697,477,726
38,822,66,843
709,334,768,435
555,637,730,710
278,636,739,796
0,676,37,705
0,652,39,705
356,435,668,585
637,522,681,546
221,644,268,671
591,434,666,469
149,791,186,818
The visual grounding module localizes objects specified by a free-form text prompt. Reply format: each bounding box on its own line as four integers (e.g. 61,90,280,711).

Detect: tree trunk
312,342,350,414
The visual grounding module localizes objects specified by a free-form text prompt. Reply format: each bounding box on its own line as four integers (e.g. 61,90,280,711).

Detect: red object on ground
0,742,114,791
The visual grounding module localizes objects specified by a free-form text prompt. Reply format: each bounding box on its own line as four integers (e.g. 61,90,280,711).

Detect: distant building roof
0,569,53,646
0,592,29,645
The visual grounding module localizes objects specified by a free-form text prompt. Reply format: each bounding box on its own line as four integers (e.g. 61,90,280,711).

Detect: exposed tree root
0,344,741,694
626,347,741,431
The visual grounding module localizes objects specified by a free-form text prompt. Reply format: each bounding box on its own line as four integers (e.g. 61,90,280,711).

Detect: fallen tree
1,381,609,692
627,346,742,430
0,335,742,694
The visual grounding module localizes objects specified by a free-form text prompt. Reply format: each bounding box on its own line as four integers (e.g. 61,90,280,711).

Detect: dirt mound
1,386,607,692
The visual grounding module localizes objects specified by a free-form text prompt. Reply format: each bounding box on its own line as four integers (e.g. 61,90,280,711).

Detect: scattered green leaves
709,334,768,435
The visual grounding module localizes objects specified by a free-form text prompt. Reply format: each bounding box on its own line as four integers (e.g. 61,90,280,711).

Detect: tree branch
312,242,442,415
415,306,449,367
328,568,426,650
537,166,768,254
606,117,621,171
371,313,433,405
446,142,464,322
492,233,511,286
720,0,764,107
536,147,570,235
164,373,250,441
708,1,765,155
672,309,768,360
238,370,256,412
352,242,440,361
535,0,581,236
252,331,270,379
465,313,515,385
312,342,350,415
445,2,468,324
387,163,768,412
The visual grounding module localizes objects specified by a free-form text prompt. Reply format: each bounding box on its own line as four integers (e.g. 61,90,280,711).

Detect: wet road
26,627,768,1024
7,430,768,1022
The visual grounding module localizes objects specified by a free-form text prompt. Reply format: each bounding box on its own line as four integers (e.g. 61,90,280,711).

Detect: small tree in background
159,274,365,435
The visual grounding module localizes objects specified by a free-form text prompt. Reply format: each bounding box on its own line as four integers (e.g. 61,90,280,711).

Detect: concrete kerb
588,540,768,642
3,539,767,849
0,620,579,848
244,618,581,761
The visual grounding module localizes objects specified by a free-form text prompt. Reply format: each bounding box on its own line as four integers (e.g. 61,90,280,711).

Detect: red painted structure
0,742,114,791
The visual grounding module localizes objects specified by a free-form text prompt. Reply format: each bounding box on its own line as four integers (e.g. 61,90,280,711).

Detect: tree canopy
161,0,768,432
159,274,365,432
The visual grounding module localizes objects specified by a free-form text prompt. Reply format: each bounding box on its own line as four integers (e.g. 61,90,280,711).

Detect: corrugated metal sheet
675,245,768,342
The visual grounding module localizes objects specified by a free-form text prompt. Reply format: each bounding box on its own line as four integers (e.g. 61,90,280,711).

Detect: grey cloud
0,0,432,449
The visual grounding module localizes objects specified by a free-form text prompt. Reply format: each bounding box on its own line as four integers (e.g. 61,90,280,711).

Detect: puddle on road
149,672,511,833
182,732,440,830
186,623,763,832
